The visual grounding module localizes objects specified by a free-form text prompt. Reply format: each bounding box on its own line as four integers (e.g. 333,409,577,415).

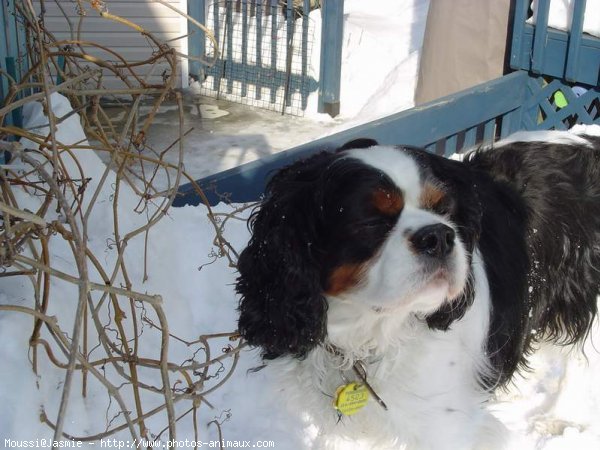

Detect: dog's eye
348,217,395,235
431,197,454,216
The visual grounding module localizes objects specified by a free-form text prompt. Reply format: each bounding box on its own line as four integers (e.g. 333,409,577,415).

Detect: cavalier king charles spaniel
235,132,600,449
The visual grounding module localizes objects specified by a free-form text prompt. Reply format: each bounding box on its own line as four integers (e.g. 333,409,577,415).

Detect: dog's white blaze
346,146,422,205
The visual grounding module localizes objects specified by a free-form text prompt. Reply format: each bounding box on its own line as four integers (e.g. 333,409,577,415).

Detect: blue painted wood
1,0,24,130
463,127,477,149
241,0,248,97
565,0,586,82
531,0,550,74
0,1,7,107
500,109,516,138
511,0,600,86
515,24,599,86
483,119,496,142
212,2,221,91
174,71,529,206
56,55,66,85
318,0,344,116
520,76,600,131
5,56,22,129
283,0,294,110
188,0,206,80
509,0,530,70
301,0,310,110
225,1,233,93
256,1,263,100
444,135,457,156
270,0,278,104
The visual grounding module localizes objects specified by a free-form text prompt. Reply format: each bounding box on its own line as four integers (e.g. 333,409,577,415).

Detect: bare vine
0,1,248,445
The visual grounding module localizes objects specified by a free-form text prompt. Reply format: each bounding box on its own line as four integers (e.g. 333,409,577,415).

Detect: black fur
466,138,600,384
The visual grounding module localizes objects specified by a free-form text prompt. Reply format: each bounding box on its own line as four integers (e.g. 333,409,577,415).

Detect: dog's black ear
336,138,379,152
236,153,333,359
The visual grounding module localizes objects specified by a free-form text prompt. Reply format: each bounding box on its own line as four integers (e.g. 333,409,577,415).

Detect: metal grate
200,0,318,116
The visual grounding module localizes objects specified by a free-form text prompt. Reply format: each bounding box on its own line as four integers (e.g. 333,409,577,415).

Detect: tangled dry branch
0,0,247,445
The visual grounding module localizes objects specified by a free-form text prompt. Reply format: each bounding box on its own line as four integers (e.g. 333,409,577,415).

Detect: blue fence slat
483,119,496,142
444,135,458,156
188,0,206,80
531,0,550,74
512,24,600,86
175,71,529,206
509,0,530,70
283,0,294,112
318,0,344,116
256,1,263,100
225,1,233,93
500,109,516,139
212,2,221,91
463,126,477,149
241,0,248,97
565,0,586,82
270,0,278,104
301,0,310,110
0,0,7,105
5,56,22,129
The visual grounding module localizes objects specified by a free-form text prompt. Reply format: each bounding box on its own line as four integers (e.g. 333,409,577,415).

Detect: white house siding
38,0,188,89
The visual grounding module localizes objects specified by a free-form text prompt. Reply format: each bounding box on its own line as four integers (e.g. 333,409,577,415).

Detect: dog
235,132,600,449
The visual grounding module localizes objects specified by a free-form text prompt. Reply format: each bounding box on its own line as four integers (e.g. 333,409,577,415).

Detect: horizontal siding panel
44,16,182,33
64,75,176,91
40,2,183,19
55,47,180,63
51,32,184,48
37,1,185,88
49,62,176,77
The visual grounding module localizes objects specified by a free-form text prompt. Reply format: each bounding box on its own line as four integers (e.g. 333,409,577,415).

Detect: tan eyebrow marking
325,263,366,296
420,183,446,209
372,188,404,216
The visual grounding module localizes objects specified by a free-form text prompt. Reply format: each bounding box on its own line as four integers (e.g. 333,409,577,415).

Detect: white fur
495,130,594,148
270,251,505,450
346,146,423,205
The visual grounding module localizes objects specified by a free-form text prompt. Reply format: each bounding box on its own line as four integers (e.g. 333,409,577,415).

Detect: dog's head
236,143,483,359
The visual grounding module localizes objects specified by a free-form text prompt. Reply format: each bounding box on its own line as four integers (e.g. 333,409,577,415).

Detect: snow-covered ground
2,0,600,448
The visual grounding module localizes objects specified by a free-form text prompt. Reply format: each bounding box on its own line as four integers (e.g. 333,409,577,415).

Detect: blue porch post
318,0,344,117
188,0,206,82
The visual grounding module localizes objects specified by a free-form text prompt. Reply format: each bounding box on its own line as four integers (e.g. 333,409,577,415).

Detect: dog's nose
410,224,455,258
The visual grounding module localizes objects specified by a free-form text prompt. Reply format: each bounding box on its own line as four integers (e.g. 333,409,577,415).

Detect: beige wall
415,0,512,105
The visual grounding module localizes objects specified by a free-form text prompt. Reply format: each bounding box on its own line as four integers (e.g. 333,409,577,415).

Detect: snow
528,0,600,38
1,1,600,448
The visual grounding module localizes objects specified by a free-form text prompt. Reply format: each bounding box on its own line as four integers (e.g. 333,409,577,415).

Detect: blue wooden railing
510,0,599,86
173,71,532,206
1,0,28,164
1,0,27,130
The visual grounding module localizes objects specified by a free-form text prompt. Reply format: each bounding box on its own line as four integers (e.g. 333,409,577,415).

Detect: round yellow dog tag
334,383,370,416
